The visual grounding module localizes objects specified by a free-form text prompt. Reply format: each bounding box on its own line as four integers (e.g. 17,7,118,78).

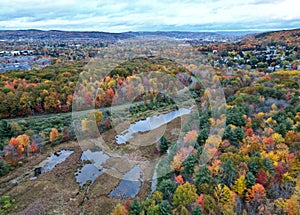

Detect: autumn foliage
49,128,59,142
245,184,266,202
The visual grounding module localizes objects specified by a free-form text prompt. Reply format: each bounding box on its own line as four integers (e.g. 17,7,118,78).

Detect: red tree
256,169,268,187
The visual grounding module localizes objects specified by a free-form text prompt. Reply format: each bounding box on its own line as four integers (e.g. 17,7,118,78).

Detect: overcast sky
0,0,299,32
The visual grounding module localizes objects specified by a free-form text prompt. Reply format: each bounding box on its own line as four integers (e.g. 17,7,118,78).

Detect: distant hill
0,29,133,40
239,28,300,47
0,29,224,41
125,31,221,39
2,29,296,44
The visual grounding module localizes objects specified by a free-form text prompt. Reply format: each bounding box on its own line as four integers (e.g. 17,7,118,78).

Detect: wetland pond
75,108,191,197
11,108,191,199
108,165,142,199
40,150,74,173
115,108,191,144
75,149,109,188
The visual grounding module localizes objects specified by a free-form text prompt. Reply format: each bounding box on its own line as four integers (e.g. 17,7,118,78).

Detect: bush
0,160,10,176
0,196,14,214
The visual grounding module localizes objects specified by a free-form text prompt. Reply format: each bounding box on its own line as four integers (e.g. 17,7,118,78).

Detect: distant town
0,30,251,73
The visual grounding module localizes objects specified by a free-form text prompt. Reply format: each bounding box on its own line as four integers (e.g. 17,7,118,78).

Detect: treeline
0,58,188,119
0,62,84,118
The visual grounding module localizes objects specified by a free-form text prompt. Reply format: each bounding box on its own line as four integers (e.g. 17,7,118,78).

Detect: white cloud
0,0,299,31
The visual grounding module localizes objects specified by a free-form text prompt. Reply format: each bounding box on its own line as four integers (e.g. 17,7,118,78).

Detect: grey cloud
0,0,299,32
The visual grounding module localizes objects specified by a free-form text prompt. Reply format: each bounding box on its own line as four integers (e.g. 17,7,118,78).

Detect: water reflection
41,150,74,173
75,149,109,187
109,165,142,199
116,108,190,144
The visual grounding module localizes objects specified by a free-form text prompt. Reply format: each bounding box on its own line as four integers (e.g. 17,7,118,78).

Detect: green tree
0,121,11,137
233,127,245,142
249,56,258,67
0,195,14,214
226,107,246,127
159,136,169,153
203,195,217,213
195,165,211,187
9,122,23,137
221,159,237,186
274,123,287,137
248,159,261,175
191,205,204,215
159,200,172,215
222,125,233,141
223,126,245,143
257,62,268,68
146,205,159,215
197,129,208,145
0,160,10,176
129,199,142,215
0,121,11,150
262,158,274,174
157,179,176,200
182,153,197,174
245,171,256,189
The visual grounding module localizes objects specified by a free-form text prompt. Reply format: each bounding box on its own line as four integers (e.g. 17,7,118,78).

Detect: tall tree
221,159,237,186
173,182,198,207
129,199,142,215
159,200,172,215
195,165,211,187
157,179,176,200
182,153,197,174
159,136,169,154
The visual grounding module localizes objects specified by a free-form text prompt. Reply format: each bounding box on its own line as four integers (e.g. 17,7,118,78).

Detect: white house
11,51,20,56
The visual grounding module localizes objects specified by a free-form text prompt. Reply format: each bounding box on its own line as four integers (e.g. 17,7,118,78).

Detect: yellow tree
16,134,30,148
152,191,163,203
173,182,198,208
111,203,128,215
272,133,285,144
87,110,103,127
170,156,183,172
49,128,59,143
232,175,247,196
16,134,30,156
214,184,231,205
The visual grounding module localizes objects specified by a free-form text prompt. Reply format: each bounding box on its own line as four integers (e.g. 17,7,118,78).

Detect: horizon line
0,27,299,34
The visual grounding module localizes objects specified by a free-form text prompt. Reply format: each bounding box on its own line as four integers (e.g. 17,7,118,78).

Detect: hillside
0,30,223,41
239,28,300,48
0,30,133,41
